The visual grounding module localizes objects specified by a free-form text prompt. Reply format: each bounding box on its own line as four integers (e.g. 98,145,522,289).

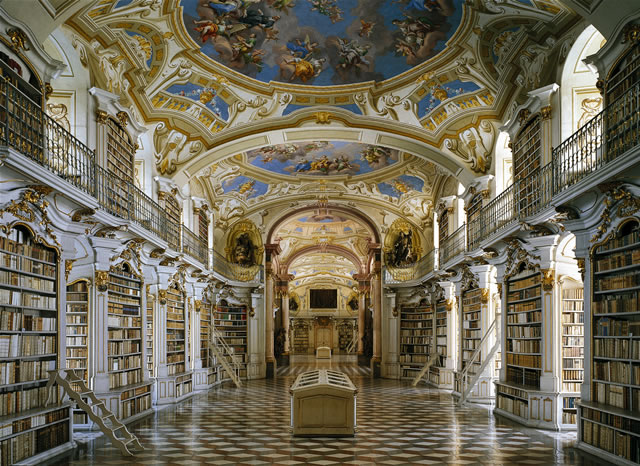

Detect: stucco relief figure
232,232,256,265
289,295,299,311
347,295,359,311
388,229,415,267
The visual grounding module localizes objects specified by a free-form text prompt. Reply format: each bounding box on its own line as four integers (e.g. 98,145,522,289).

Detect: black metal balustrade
181,224,208,265
553,82,640,193
468,183,516,251
440,225,466,267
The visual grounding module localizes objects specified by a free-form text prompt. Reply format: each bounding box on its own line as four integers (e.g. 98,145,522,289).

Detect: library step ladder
209,326,242,388
45,369,144,456
411,353,441,387
457,316,501,406
345,325,358,353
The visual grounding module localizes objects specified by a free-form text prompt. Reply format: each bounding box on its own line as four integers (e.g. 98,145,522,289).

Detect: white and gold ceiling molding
62,0,580,190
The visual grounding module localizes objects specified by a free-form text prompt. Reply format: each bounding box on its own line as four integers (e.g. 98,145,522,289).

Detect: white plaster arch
170,107,479,188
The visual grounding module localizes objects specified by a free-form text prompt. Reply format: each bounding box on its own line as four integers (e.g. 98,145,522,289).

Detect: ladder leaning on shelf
45,369,145,457
411,353,440,387
209,325,242,388
346,325,358,353
457,315,501,406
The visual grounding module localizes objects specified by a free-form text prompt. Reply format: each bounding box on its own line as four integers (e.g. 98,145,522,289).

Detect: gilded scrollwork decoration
504,240,541,281
592,185,640,243
0,186,59,247
95,270,109,292
541,269,555,292
7,28,29,51
65,259,76,281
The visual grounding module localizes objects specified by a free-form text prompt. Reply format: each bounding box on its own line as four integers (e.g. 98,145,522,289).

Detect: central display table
316,346,331,359
290,369,357,436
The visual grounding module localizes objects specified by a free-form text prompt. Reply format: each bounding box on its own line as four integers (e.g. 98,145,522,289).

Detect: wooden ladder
45,369,144,457
209,326,242,388
411,353,440,387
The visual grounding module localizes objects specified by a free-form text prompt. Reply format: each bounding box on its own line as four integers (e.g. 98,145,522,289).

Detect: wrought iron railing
440,224,466,267
131,183,170,244
468,183,516,251
181,224,208,265
0,73,95,196
553,82,640,194
209,248,262,282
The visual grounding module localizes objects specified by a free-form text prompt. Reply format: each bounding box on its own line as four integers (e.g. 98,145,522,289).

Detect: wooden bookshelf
562,286,584,426
105,118,135,218
514,115,542,216
163,194,181,251
428,301,452,388
166,285,187,377
504,269,542,390
606,43,640,105
107,264,143,390
0,226,73,463
65,279,89,427
461,288,482,373
579,220,640,462
146,292,154,377
213,303,248,379
399,303,433,380
292,321,310,354
198,209,208,244
337,321,353,353
200,300,219,385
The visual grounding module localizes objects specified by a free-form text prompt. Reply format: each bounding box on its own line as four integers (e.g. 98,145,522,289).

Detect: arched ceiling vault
284,245,364,275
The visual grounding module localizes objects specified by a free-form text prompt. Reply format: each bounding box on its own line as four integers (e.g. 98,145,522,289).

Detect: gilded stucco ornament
95,270,109,292
443,121,495,174
65,259,76,281
158,289,167,305
622,24,640,44
0,186,59,247
577,258,586,282
7,28,29,51
592,184,640,243
541,269,555,291
480,288,490,304
504,240,541,281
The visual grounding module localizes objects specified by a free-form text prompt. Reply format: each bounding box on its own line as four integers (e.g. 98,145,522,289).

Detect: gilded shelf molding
540,105,552,120
96,110,109,124
65,259,76,281
116,111,128,128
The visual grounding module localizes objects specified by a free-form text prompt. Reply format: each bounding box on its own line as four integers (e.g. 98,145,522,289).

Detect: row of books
66,348,87,359
108,354,141,371
167,353,185,364
0,272,54,293
563,382,582,393
214,313,247,321
65,314,86,324
121,392,151,418
65,326,85,336
562,300,584,312
0,290,56,310
108,283,140,297
596,271,640,292
593,293,640,314
507,353,541,368
66,292,86,303
214,321,246,327
65,336,85,347
0,406,68,438
400,329,431,336
596,249,640,272
0,359,55,385
0,420,69,465
595,229,640,253
583,405,640,434
109,368,142,389
563,346,584,358
0,386,56,417
563,311,584,323
497,393,528,418
508,299,541,314
0,253,56,278
167,312,184,321
108,300,140,312
507,339,540,353
497,383,528,400
462,339,480,350
108,340,140,355
592,382,634,409
563,369,584,382
462,329,480,340
563,288,584,300
563,357,585,369
0,335,56,357
563,325,584,336
167,363,186,375
435,327,447,336
507,288,541,302
507,311,541,324
506,366,540,388
506,326,541,338
0,233,55,262
167,321,185,330
594,338,640,359
167,342,185,352
595,317,640,336
399,354,429,364
593,360,639,385
509,275,540,291
563,336,584,346
120,384,151,401
108,328,140,340
107,315,141,328
175,380,192,398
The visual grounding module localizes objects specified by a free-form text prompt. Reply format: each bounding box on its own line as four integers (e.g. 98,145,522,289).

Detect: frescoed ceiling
181,0,465,86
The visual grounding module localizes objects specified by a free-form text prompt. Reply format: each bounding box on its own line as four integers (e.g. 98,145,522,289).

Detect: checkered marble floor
45,363,608,465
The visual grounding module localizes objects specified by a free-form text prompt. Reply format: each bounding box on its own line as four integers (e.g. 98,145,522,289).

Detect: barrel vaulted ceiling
63,0,580,224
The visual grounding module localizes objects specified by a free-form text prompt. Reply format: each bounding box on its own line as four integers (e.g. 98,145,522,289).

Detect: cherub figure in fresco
361,145,389,165
232,33,258,61
193,19,225,42
311,155,331,173
392,179,410,194
295,159,312,172
309,0,343,23
284,56,326,82
237,10,281,29
236,180,256,196
358,20,375,38
336,38,371,70
268,0,296,14
286,36,318,59
208,0,259,17
332,154,352,171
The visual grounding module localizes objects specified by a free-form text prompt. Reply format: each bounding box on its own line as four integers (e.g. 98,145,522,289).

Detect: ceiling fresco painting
378,174,425,198
181,0,464,85
222,174,269,198
166,82,230,120
246,141,399,177
417,79,481,116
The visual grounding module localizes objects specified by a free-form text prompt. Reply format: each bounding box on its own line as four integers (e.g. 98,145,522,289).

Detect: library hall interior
2,0,640,464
